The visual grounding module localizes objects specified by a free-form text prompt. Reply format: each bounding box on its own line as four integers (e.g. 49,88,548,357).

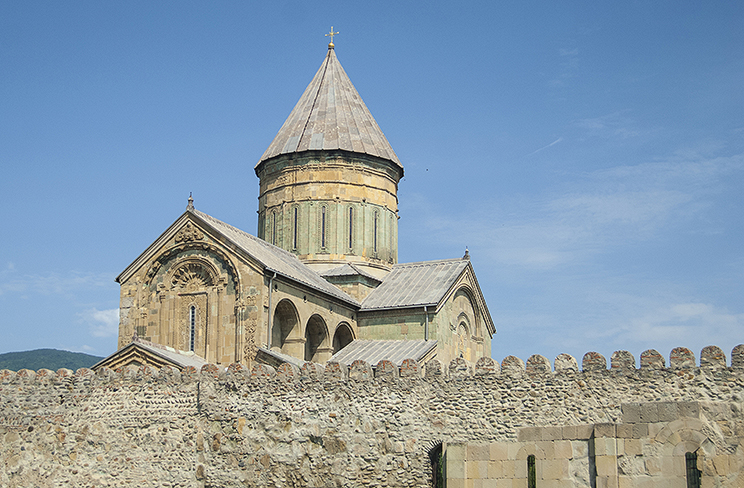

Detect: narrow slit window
374,211,378,253
348,207,353,249
686,452,701,488
189,306,196,352
271,212,276,246
321,206,326,248
527,455,536,488
293,207,298,250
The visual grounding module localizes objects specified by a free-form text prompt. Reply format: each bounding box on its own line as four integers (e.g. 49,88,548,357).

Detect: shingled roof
257,46,401,168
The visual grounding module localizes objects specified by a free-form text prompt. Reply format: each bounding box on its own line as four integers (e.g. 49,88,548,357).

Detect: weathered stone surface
526,354,551,376
425,359,443,377
301,361,325,380
733,344,744,368
449,357,470,377
700,345,726,368
670,347,695,369
582,352,607,372
640,349,665,369
276,362,300,382
501,355,525,377
376,359,398,379
400,358,420,378
324,361,347,381
1,347,742,488
554,353,578,372
610,350,635,372
349,359,373,381
474,356,499,375
250,362,275,379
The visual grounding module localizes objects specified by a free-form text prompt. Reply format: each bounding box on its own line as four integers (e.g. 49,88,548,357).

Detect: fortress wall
1,346,743,488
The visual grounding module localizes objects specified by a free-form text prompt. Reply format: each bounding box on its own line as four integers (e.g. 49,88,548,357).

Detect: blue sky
1,1,742,367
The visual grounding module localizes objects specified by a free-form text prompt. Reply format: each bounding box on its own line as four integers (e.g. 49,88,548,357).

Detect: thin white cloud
527,137,563,156
549,47,579,87
0,270,112,297
79,308,120,338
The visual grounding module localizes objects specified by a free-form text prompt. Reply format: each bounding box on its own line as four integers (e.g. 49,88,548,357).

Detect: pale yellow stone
490,443,509,461
487,461,503,479
595,455,617,477
541,459,568,480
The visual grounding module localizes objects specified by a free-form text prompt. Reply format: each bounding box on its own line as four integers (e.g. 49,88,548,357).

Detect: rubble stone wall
1,345,743,487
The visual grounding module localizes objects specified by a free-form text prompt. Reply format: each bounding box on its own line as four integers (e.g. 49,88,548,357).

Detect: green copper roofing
257,47,402,168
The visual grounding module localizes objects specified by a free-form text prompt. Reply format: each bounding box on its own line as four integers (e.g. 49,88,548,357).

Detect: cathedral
96,40,495,372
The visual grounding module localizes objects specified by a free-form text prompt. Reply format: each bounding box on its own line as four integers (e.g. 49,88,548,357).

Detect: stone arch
304,314,331,362
272,299,300,355
167,258,218,291
453,285,480,337
333,322,354,354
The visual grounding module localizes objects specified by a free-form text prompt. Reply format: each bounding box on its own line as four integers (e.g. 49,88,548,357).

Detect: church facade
103,43,494,371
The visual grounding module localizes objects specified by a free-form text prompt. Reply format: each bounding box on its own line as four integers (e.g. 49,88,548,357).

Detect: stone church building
97,42,495,371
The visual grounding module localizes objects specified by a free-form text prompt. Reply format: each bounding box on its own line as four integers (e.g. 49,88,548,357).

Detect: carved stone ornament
171,262,214,291
175,222,204,243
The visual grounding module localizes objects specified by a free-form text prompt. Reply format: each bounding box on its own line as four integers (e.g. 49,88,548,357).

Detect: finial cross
325,26,339,44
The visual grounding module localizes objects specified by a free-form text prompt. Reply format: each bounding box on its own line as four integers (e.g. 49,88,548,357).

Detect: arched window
686,452,701,488
293,207,299,250
348,207,354,250
189,305,196,352
320,206,327,249
373,210,379,253
271,211,277,246
527,455,536,488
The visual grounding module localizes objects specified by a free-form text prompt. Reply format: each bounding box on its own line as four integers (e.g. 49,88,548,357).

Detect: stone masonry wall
1,345,743,488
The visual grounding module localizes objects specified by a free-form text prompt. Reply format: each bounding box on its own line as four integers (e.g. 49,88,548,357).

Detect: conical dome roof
257,47,402,168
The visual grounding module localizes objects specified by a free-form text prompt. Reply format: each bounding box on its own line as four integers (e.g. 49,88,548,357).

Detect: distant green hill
0,349,105,372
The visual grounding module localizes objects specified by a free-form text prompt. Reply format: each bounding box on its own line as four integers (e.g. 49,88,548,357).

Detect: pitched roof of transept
257,46,402,168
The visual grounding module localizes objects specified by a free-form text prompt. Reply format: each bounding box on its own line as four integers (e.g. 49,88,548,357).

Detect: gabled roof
92,338,208,372
360,258,470,311
116,207,359,307
255,347,305,369
320,263,382,284
193,210,358,306
329,339,437,367
257,47,402,168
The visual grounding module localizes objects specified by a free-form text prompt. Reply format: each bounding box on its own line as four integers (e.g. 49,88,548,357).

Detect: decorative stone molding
175,222,204,243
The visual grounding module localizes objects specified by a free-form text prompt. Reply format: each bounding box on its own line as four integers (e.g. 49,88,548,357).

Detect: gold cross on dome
325,26,339,46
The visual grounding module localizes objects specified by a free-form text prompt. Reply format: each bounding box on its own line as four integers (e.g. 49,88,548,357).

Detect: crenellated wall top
1,345,742,387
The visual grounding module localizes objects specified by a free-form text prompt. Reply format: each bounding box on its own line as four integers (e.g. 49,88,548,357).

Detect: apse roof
258,47,401,168
360,258,470,311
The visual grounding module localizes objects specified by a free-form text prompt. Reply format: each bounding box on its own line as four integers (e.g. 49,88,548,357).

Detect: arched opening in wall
527,455,536,488
304,315,328,362
332,322,354,353
271,299,299,354
686,452,701,488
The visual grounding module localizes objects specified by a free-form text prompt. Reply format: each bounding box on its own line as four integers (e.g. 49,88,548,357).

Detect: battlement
2,344,743,487
1,344,742,387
